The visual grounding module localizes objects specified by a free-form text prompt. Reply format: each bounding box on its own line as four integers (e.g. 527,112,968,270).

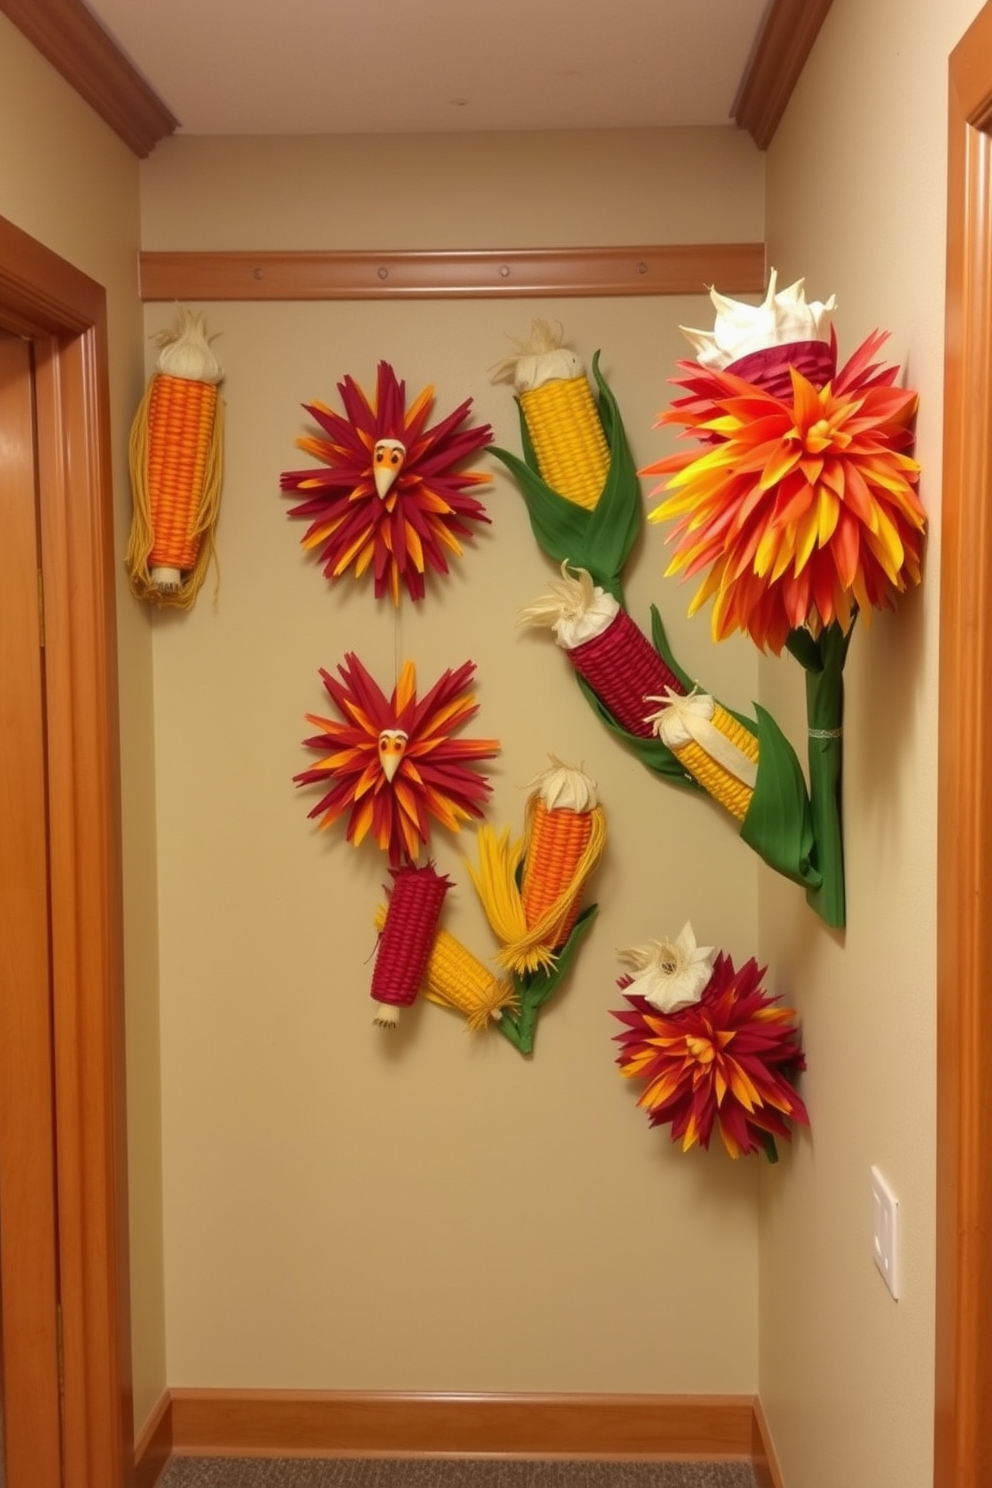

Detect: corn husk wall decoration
370,863,451,1028
495,323,828,919
127,307,225,608
490,322,640,602
643,272,926,926
612,924,809,1161
467,758,605,1054
280,361,493,604
295,654,499,868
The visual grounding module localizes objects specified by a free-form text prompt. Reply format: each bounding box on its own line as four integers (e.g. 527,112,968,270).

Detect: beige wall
0,15,167,1436
757,1,984,1486
138,130,772,1392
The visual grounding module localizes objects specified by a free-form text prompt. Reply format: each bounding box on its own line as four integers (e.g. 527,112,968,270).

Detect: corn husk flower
295,654,498,867
127,306,225,608
613,948,809,1160
617,923,716,1015
466,758,605,1055
370,863,450,1028
280,361,492,604
640,273,924,929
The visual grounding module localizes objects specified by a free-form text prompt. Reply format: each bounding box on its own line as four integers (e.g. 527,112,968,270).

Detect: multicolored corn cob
468,758,606,975
370,862,450,1028
492,322,608,509
645,688,759,821
519,562,685,736
127,307,225,609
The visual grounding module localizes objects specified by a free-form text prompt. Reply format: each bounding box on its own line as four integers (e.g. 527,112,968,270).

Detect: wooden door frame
0,214,133,1487
936,4,992,1484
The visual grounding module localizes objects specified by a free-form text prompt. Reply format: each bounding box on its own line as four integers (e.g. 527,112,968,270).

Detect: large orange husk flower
643,331,924,654
295,653,498,866
613,951,809,1159
281,361,492,604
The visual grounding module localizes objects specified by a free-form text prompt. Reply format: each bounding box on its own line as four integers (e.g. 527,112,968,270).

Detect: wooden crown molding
0,0,177,158
733,0,834,149
138,242,766,302
0,0,826,160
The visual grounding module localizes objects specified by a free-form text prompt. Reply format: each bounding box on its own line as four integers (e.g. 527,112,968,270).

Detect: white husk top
491,319,584,392
617,922,716,1014
518,562,619,649
528,755,599,812
154,306,224,384
679,267,837,371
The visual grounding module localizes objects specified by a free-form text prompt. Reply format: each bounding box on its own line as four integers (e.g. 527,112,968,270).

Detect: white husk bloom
528,755,599,812
518,562,619,649
679,267,837,371
618,923,716,1014
154,306,224,384
491,319,584,392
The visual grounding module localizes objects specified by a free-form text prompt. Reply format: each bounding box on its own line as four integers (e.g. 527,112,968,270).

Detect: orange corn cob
468,759,606,975
127,306,225,609
146,372,219,574
521,796,594,951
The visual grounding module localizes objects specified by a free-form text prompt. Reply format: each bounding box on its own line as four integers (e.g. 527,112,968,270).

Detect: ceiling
78,0,771,138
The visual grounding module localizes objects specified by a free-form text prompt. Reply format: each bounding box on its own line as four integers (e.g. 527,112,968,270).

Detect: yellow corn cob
671,704,759,821
422,927,518,1033
520,375,609,510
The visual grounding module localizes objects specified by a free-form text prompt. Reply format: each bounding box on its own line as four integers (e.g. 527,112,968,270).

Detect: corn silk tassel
467,758,605,1055
490,322,640,601
373,904,517,1033
127,306,225,608
612,930,809,1162
370,862,450,1028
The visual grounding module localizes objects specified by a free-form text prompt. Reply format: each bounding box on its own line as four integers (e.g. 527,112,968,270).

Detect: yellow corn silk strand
647,691,759,822
520,375,610,510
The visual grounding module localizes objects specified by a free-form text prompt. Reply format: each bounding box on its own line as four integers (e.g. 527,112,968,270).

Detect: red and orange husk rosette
370,862,451,1029
612,946,809,1161
642,273,926,928
280,360,492,605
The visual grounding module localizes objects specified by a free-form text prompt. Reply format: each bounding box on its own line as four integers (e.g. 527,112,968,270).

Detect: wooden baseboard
751,1398,786,1488
134,1391,173,1488
164,1390,755,1461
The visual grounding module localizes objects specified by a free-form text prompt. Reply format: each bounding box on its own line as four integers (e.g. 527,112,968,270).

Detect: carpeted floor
158,1459,759,1488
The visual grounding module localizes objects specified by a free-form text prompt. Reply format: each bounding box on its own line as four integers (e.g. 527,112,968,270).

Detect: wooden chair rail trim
138,242,765,303
159,1389,756,1460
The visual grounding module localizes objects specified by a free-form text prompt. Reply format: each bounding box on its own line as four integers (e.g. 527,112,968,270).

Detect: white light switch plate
871,1165,899,1299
